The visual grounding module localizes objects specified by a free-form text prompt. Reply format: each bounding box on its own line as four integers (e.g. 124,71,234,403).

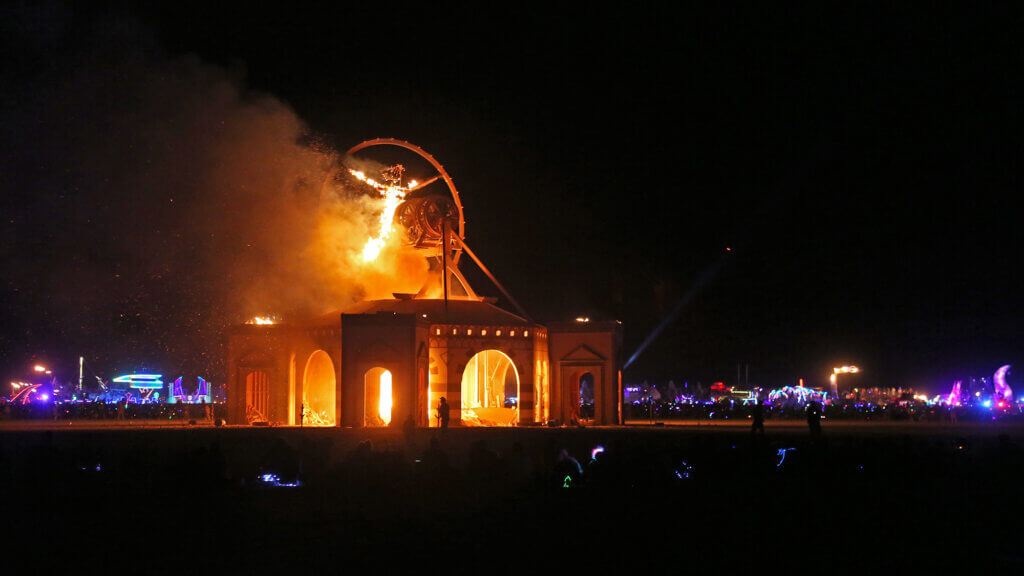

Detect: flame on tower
349,167,416,262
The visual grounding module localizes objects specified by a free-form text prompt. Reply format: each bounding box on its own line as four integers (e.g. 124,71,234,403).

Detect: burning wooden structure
227,139,621,427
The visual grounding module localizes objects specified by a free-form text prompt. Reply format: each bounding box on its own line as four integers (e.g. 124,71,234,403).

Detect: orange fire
248,316,275,325
348,169,413,262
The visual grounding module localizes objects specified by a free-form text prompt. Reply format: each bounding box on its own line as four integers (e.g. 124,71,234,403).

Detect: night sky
1,2,1020,393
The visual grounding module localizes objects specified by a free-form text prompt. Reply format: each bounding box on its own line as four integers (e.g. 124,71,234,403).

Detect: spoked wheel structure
346,138,464,263
340,138,531,318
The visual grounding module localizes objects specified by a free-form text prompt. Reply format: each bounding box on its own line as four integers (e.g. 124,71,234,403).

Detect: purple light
994,365,1012,402
946,380,962,406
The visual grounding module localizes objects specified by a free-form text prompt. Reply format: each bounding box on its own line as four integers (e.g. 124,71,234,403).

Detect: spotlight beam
624,253,730,370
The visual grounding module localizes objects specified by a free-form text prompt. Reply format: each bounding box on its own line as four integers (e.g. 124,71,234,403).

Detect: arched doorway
579,372,595,421
302,350,336,426
244,370,269,423
461,349,519,426
364,367,393,427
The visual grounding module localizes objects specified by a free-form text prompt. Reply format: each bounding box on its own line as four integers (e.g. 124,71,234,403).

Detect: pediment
561,344,606,362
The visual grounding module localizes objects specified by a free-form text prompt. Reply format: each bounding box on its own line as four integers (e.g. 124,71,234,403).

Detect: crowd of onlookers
0,400,227,421
2,397,1018,423
624,399,1024,422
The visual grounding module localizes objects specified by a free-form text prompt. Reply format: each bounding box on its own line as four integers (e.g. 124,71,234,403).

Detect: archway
579,372,595,421
364,367,393,427
244,370,269,423
461,349,519,426
302,350,336,426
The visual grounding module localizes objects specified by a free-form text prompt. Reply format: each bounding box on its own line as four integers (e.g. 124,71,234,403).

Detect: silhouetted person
554,448,583,487
437,397,450,430
419,436,452,488
806,400,822,441
751,399,765,437
505,441,533,487
402,413,416,446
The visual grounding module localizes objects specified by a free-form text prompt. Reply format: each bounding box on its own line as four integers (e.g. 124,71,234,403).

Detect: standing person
751,397,765,437
806,400,822,441
437,397,450,430
402,413,416,447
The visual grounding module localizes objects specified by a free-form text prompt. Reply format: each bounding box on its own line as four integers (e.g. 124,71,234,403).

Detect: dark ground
3,425,1023,572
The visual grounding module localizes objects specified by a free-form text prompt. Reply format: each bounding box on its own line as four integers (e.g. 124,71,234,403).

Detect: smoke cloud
0,11,426,381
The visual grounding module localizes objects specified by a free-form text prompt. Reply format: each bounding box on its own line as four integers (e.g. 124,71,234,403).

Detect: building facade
226,138,623,427
227,299,622,427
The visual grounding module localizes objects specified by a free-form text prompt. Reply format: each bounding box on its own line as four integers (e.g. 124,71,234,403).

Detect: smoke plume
0,10,425,381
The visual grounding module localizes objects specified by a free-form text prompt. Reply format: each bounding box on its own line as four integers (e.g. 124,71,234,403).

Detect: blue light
776,447,796,467
113,374,164,389
674,460,693,480
257,473,302,488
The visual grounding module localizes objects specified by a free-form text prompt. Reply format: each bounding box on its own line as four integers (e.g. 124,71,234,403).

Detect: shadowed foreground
3,425,1023,572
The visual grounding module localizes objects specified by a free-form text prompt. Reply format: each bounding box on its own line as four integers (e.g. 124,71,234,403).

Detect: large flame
349,169,413,262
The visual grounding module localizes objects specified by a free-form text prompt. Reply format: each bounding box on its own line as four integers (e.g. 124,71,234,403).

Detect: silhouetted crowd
0,400,226,421
625,399,1022,422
